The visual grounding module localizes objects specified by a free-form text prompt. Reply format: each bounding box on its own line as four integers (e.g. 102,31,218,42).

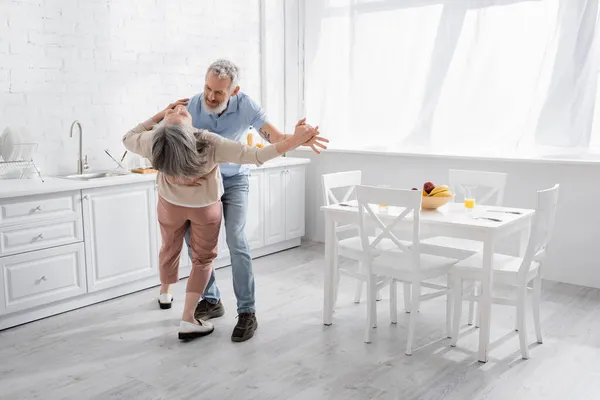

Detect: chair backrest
322,170,362,206
519,184,560,276
356,185,422,271
449,169,507,206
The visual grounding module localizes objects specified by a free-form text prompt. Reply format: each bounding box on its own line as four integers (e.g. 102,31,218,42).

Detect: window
302,0,600,159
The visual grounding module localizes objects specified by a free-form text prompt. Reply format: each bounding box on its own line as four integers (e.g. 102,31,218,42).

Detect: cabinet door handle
33,205,43,212
36,233,44,240
40,275,47,282
83,195,89,200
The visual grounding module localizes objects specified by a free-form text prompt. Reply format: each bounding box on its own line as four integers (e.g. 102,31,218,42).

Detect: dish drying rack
0,143,44,182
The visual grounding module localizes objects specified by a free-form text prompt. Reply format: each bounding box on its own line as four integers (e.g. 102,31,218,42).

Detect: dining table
320,200,535,363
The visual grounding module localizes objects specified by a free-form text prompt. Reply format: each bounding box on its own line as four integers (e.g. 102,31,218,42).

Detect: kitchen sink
60,171,130,180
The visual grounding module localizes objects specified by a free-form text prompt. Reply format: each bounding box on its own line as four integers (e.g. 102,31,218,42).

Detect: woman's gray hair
206,59,240,94
151,124,209,178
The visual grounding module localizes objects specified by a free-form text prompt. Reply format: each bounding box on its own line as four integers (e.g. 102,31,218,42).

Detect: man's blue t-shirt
186,92,268,177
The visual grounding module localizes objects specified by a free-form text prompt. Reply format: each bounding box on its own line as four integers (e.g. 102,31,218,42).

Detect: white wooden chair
351,185,459,355
450,184,559,359
421,169,508,324
322,171,385,304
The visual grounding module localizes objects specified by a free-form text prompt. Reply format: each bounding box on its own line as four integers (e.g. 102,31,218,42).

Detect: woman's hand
295,118,329,154
152,98,189,123
291,123,319,147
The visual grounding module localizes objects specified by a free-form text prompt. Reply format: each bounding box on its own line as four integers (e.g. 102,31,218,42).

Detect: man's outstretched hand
296,118,329,154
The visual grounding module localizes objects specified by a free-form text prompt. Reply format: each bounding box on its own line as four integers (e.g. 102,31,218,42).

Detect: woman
123,99,318,340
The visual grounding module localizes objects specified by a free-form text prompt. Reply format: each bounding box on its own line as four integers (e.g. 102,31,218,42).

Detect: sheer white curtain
303,0,600,158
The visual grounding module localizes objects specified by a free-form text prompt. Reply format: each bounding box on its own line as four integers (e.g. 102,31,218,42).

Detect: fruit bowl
413,181,453,210
421,195,452,210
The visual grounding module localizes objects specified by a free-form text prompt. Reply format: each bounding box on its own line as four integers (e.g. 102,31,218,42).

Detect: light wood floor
1,241,600,400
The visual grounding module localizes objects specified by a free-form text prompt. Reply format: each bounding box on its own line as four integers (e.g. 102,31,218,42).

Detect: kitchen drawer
0,218,83,256
0,191,81,227
0,243,86,315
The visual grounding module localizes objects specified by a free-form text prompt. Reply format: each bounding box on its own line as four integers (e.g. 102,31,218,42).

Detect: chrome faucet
70,120,89,174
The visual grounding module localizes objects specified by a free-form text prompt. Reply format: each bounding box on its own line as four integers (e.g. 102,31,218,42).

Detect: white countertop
249,156,310,170
0,157,310,199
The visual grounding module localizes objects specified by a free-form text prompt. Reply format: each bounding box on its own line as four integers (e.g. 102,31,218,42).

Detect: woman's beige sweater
123,119,280,207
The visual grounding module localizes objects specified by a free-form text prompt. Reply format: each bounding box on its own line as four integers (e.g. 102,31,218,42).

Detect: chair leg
475,285,481,328
333,257,341,310
354,262,365,303
451,275,463,347
371,276,378,328
533,273,543,344
390,279,398,324
446,275,453,338
376,289,383,302
364,273,377,343
403,282,411,313
468,283,477,326
354,280,363,304
517,285,530,359
406,281,421,355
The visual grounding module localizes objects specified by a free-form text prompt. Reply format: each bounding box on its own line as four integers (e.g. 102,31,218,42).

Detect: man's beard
203,97,228,115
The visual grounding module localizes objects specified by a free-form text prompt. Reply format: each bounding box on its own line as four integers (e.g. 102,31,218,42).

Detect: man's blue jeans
185,174,255,314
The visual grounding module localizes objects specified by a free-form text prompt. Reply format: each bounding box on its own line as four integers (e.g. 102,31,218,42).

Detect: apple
423,181,435,194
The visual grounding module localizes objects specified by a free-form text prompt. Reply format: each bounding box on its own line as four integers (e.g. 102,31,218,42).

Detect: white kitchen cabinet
82,183,158,292
0,243,86,315
264,167,287,245
0,218,83,257
246,171,265,249
0,191,81,227
264,166,306,246
284,166,306,239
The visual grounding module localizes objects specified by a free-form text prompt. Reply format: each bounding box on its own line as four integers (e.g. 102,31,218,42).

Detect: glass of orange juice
464,187,475,211
247,132,254,147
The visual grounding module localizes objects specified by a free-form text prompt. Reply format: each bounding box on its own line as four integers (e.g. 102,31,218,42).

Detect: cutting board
131,167,157,174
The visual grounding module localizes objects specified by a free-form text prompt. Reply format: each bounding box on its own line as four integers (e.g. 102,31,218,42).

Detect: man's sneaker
178,319,214,341
231,312,258,342
194,299,225,321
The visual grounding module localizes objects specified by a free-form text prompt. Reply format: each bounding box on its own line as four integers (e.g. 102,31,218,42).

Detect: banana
428,185,452,197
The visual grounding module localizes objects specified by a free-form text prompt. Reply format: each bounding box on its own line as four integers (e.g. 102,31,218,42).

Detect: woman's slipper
178,319,214,341
158,293,173,309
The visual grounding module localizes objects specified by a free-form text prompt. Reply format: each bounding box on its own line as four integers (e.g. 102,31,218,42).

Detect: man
185,59,328,342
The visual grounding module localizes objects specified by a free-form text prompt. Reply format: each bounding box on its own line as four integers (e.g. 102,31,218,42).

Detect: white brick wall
0,0,262,175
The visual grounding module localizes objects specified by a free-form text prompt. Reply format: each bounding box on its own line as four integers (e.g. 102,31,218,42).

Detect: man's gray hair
151,124,209,178
206,59,240,94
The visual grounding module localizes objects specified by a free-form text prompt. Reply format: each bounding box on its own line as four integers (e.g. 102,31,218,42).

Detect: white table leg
478,238,495,363
323,212,336,325
519,224,530,257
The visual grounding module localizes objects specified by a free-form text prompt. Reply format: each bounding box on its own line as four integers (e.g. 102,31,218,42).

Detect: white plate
1,126,33,161
1,126,20,161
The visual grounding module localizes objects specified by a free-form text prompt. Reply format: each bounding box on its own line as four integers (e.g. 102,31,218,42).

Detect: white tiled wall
0,0,262,176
